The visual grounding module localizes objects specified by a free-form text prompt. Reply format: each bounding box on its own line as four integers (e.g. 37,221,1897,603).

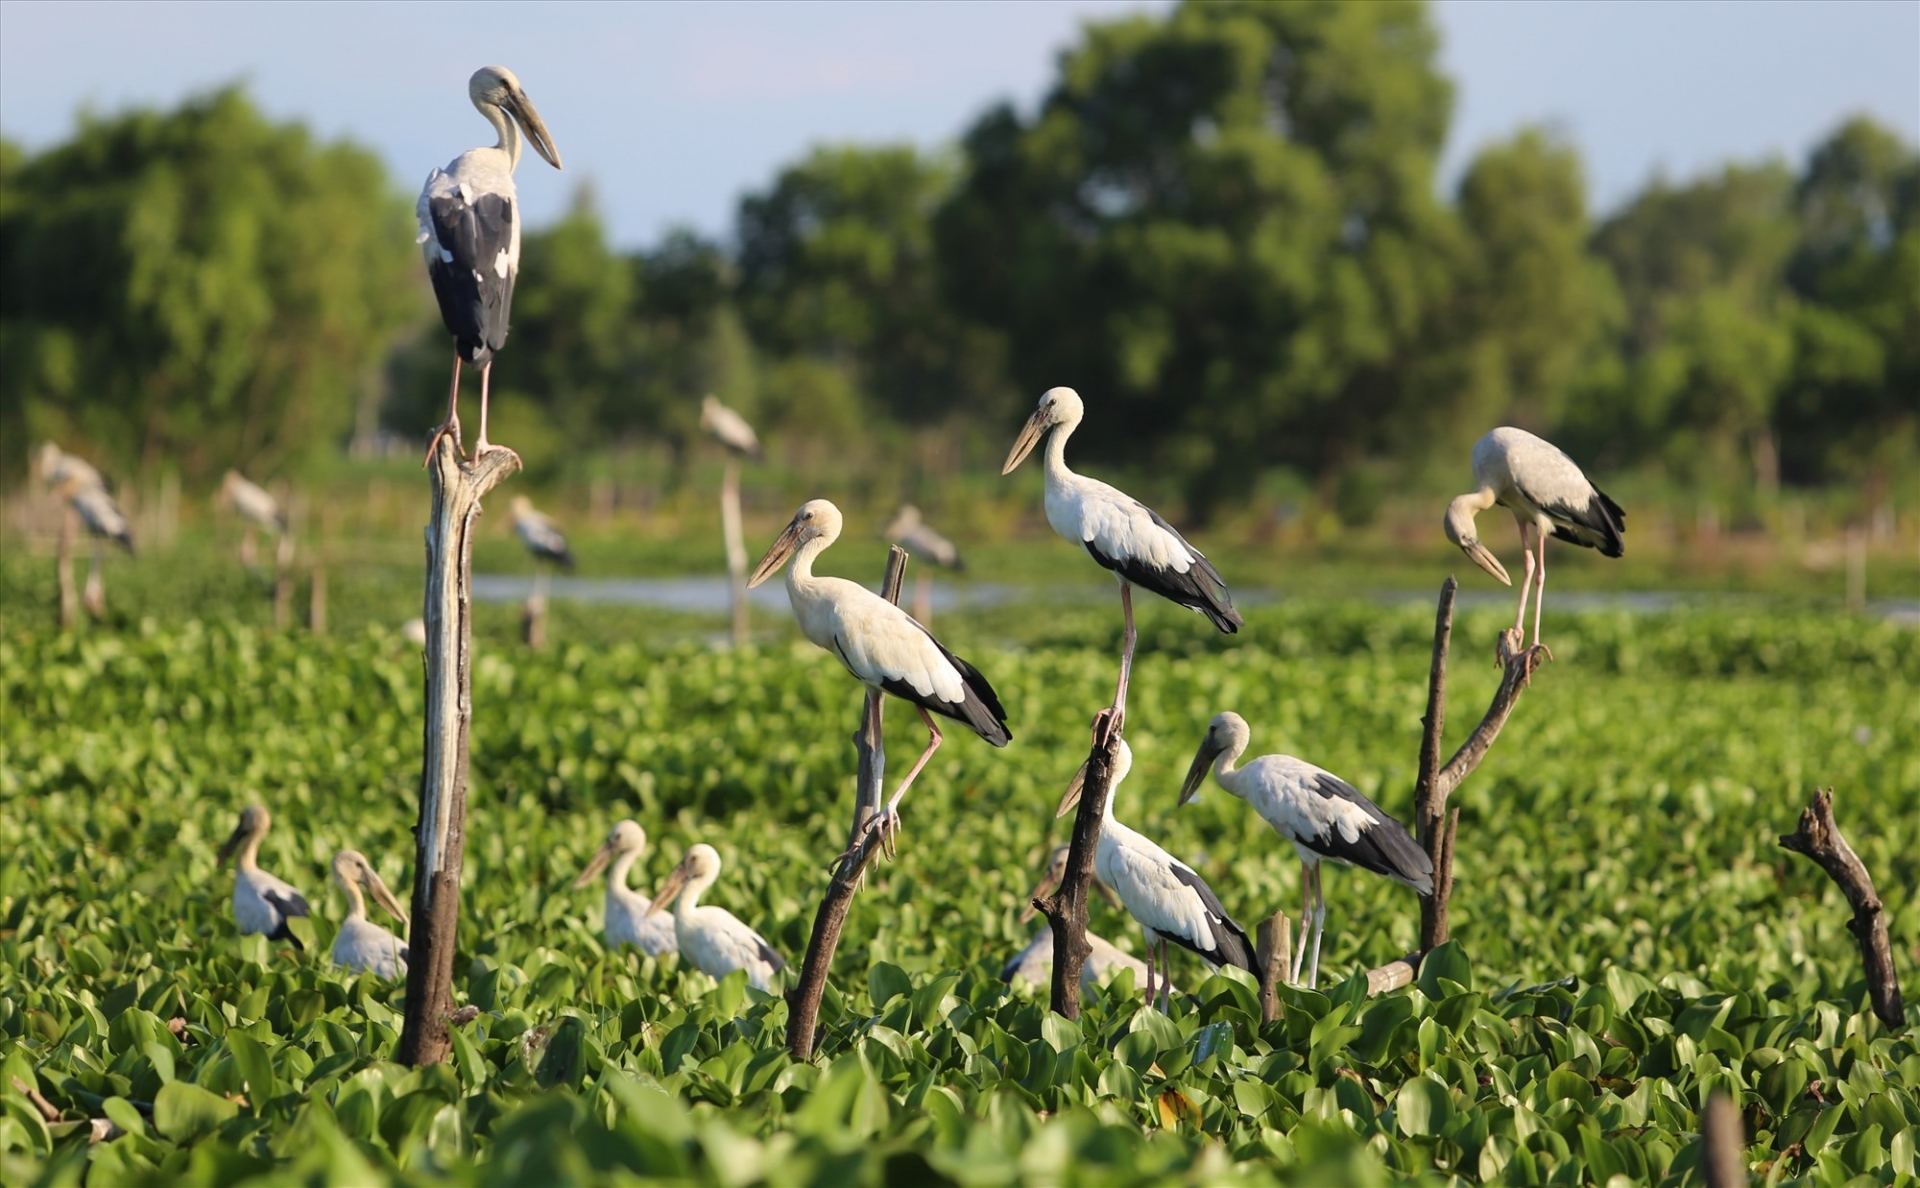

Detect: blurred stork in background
1179,712,1431,990
218,805,311,949
1004,387,1240,744
1003,845,1156,993
572,820,677,957
510,495,573,648
34,443,129,624
701,395,763,645
217,471,286,569
330,850,410,979
1055,739,1256,1009
35,442,104,494
647,844,786,991
882,504,964,625
750,500,1011,853
417,65,562,462
1444,427,1625,658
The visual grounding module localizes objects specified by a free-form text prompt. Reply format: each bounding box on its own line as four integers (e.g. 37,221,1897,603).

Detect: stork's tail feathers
946,650,1012,747
270,922,306,952
1373,823,1435,896
1593,488,1626,558
1212,920,1257,975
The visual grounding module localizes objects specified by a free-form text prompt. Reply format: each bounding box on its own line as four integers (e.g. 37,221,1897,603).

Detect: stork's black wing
1162,866,1257,974
756,937,788,974
1303,773,1434,894
262,889,311,950
836,629,1012,747
1084,504,1242,633
424,190,516,363
1546,487,1626,558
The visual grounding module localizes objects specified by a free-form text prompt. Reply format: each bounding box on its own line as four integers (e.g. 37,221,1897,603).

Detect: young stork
217,805,311,948
699,395,763,461
748,499,1010,849
511,495,576,572
329,851,410,979
571,820,677,957
1003,387,1240,742
418,65,562,461
1444,427,1625,655
1178,712,1431,990
1003,846,1154,992
646,844,786,991
218,471,287,534
1055,740,1256,1009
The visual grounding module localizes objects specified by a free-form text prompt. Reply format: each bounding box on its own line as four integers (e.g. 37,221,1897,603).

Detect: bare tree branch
1034,731,1121,1020
1702,1090,1746,1188
1780,788,1906,1032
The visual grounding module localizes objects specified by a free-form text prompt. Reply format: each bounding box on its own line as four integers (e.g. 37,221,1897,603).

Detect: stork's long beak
1001,410,1048,475
571,841,614,890
747,520,802,589
366,871,410,927
1459,539,1511,586
1019,865,1064,924
506,88,563,170
646,860,692,917
217,820,248,863
1178,737,1224,807
1054,763,1089,819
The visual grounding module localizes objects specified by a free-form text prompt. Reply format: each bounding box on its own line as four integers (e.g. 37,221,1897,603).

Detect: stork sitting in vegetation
329,851,410,979
647,844,786,992
218,805,310,948
572,820,677,957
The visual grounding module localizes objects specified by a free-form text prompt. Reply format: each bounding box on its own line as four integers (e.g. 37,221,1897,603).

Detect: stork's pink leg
422,356,464,467
856,705,943,858
1093,579,1136,747
475,361,497,456
1512,522,1537,635
1143,938,1157,1007
1160,939,1175,1011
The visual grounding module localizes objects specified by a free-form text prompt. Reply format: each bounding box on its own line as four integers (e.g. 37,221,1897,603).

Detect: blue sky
2,0,1914,248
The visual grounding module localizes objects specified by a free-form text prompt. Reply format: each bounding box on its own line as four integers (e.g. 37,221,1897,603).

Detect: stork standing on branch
417,65,562,462
749,499,1010,852
1003,387,1240,744
1444,427,1625,657
572,820,677,957
647,844,786,991
219,471,286,570
882,504,964,625
1054,739,1255,1009
217,805,310,948
702,395,763,644
1178,712,1431,990
330,851,410,979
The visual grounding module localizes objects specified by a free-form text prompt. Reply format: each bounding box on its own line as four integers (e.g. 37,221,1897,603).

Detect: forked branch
1779,788,1905,1031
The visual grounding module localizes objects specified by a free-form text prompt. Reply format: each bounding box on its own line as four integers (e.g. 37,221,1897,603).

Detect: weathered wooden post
722,457,749,646
1032,729,1121,1021
56,507,77,630
399,434,520,1067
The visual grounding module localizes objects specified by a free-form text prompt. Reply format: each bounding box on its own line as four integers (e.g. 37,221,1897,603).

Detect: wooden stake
56,508,77,629
399,433,520,1067
722,457,749,646
786,546,909,1061
309,566,328,635
82,542,106,620
1780,788,1906,1031
1256,911,1291,1024
1702,1090,1746,1188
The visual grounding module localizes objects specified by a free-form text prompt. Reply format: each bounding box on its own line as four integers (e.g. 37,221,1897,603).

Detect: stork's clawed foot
1495,627,1525,667
1091,706,1125,749
423,421,463,468
843,805,902,865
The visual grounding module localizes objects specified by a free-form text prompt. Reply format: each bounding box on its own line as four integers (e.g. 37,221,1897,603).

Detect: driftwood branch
400,433,520,1067
786,547,909,1061
1035,730,1121,1020
1702,1090,1746,1188
721,457,749,647
1780,788,1905,1031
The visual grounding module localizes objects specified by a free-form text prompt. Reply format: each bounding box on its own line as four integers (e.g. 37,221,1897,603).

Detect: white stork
699,395,763,461
217,805,311,948
1055,739,1255,1009
417,65,562,460
1178,711,1432,990
646,844,786,991
748,499,1010,848
571,820,677,957
1003,387,1240,742
219,471,286,534
36,442,104,495
329,850,410,979
68,483,134,554
1444,427,1625,654
511,495,575,571
1003,845,1153,992
883,504,964,625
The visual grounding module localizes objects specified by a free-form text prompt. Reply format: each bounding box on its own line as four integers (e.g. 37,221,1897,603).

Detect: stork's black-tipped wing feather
848,631,1012,747
424,190,516,363
1085,504,1242,633
1302,773,1434,894
1161,866,1257,973
1546,486,1626,558
262,889,311,950
756,938,788,974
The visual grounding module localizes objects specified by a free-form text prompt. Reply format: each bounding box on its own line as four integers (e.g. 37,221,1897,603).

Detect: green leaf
1416,942,1471,998
153,1080,239,1144
226,1031,274,1108
1396,1077,1452,1137
868,963,911,1009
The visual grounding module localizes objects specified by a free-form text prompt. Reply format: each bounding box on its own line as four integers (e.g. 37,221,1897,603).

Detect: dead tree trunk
56,509,77,629
1033,730,1121,1021
1780,789,1905,1031
786,547,909,1061
272,530,295,630
1256,912,1292,1024
721,457,749,646
400,434,520,1067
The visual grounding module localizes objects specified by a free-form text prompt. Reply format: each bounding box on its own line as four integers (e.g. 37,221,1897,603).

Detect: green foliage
2,605,1915,1182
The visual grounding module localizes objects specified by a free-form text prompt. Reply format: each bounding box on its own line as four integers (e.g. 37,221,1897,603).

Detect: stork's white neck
1042,413,1079,490
1212,732,1252,796
675,869,716,921
338,875,367,921
478,99,521,172
784,530,837,592
608,849,641,894
1444,487,1499,544
235,832,264,874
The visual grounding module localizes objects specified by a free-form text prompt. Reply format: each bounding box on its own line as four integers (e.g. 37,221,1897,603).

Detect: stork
882,504,964,625
571,820,677,957
217,805,311,948
1178,712,1431,990
1055,739,1255,1009
646,844,786,991
35,442,104,495
68,483,134,554
749,499,1009,849
1003,845,1153,992
417,65,562,461
699,395,763,461
510,495,574,571
1003,387,1240,743
1444,427,1625,656
329,850,410,979
219,472,286,535
702,395,762,644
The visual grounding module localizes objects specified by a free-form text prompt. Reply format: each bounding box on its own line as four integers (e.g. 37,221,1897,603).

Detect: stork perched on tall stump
701,395,763,645
417,66,562,462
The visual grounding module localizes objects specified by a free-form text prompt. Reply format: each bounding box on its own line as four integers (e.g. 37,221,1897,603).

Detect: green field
3,578,1917,1183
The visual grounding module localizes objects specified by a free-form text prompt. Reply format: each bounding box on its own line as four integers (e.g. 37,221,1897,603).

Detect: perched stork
417,65,562,460
571,820,677,957
218,805,311,948
1444,427,1624,654
1178,712,1431,990
646,844,786,991
329,850,410,979
749,499,1011,849
699,395,763,462
219,471,286,534
511,495,575,571
1055,739,1255,1008
1003,387,1240,742
1003,845,1152,992
883,504,964,625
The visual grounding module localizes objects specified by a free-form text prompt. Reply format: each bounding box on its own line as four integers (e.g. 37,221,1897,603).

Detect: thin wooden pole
308,566,328,636
722,457,749,646
81,541,106,620
56,507,77,630
1034,729,1121,1020
399,433,520,1067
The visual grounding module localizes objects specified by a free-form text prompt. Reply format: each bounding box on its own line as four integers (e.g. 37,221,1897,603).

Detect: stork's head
748,499,842,587
646,843,722,916
1002,387,1085,475
469,65,562,171
881,504,922,539
510,495,533,516
1179,711,1251,806
218,804,270,863
1443,495,1511,586
572,819,647,889
1054,738,1133,819
333,850,409,925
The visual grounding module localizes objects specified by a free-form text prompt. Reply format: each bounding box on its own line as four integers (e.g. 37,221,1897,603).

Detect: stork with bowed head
1178,712,1431,990
1003,845,1154,992
330,851,410,979
1444,427,1625,658
647,844,786,991
882,504,964,625
1003,387,1240,743
572,820,677,957
699,395,763,462
219,472,286,535
749,499,1010,853
218,805,311,948
1055,739,1256,1009
418,66,562,462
